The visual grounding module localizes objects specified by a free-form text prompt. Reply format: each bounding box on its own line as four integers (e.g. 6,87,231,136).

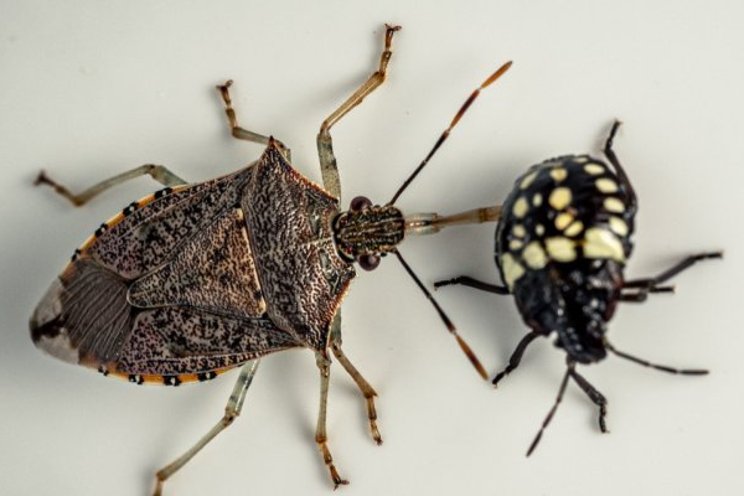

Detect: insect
435,121,722,455
29,25,510,493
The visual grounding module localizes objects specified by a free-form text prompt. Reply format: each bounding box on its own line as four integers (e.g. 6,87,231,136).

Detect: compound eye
357,253,381,271
350,196,372,212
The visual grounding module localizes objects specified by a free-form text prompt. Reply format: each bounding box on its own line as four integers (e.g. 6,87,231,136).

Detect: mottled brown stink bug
436,121,722,455
30,25,509,493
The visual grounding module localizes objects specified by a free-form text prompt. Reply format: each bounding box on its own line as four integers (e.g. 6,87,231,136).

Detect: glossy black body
495,155,636,363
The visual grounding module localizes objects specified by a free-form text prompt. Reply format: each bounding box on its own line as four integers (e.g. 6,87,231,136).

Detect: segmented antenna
389,61,513,205
392,249,488,380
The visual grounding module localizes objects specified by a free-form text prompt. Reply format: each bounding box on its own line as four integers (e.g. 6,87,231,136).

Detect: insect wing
31,161,301,384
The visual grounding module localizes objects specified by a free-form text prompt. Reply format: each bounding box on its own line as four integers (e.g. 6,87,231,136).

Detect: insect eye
357,253,381,271
349,196,372,212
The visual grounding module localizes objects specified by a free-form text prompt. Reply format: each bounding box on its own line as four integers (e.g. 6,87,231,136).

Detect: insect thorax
333,205,405,261
495,155,636,363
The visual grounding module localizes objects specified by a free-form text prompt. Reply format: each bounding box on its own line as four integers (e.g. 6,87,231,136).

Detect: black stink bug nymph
436,121,722,455
29,25,511,494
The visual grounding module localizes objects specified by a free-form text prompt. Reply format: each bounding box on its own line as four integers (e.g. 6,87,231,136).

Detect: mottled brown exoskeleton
30,25,511,493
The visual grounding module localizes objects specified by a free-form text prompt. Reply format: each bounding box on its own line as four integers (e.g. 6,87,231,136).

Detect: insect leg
434,276,509,294
215,80,291,161
526,364,572,456
620,285,675,301
602,120,638,212
35,164,186,207
623,252,723,300
567,366,609,433
315,352,349,488
152,360,260,496
317,24,401,198
492,331,542,386
605,342,708,375
329,314,382,444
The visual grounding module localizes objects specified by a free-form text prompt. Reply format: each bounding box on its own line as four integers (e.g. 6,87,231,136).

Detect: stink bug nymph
436,121,722,455
30,25,509,494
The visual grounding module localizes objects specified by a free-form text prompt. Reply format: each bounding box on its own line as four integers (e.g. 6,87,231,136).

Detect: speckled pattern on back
89,169,248,279
30,142,357,384
114,306,298,376
128,208,265,318
495,155,636,362
241,145,356,350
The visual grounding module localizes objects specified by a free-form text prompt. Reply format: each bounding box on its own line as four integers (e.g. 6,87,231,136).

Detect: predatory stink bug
436,121,722,455
30,25,509,493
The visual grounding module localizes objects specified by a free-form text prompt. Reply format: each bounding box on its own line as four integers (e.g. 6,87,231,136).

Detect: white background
1,1,742,495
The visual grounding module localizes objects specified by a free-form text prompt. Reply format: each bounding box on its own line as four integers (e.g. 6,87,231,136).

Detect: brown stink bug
29,25,510,494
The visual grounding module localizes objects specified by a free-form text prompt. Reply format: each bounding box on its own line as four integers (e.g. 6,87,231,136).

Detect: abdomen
495,155,635,361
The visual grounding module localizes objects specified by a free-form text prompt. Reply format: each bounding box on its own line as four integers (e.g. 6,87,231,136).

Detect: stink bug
30,25,509,493
436,121,722,455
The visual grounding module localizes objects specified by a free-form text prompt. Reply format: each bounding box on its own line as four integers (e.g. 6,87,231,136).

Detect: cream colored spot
574,156,589,163
554,212,574,230
501,253,525,289
509,239,524,251
532,193,543,207
564,220,584,237
520,171,539,189
596,178,618,193
512,197,529,218
609,216,629,236
523,242,548,269
583,227,625,261
545,237,577,262
512,224,526,238
535,224,545,236
584,163,605,175
548,187,572,210
604,197,625,213
550,167,568,182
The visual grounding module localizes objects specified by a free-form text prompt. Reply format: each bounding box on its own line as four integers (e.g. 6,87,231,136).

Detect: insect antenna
526,364,572,457
392,249,488,380
605,342,708,375
388,61,513,205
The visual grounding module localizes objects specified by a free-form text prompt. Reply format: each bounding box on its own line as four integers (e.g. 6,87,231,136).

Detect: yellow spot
532,193,543,207
596,178,618,193
584,163,605,175
512,197,529,218
583,227,625,261
604,197,625,213
501,253,525,289
523,242,548,269
564,220,584,237
546,237,576,262
512,224,526,238
550,167,568,182
548,187,572,210
535,224,545,236
520,171,539,189
609,216,629,236
554,212,574,230
574,156,589,163
509,239,524,251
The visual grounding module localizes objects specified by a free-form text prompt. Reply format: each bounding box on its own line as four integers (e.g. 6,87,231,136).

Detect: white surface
1,1,742,495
